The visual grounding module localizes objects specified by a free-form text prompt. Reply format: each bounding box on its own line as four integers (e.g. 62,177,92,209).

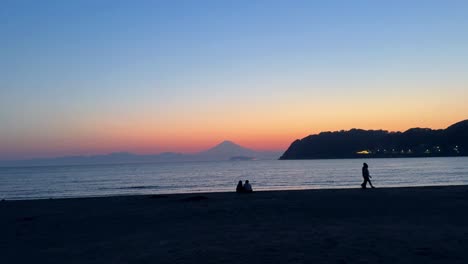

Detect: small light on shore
356,150,370,155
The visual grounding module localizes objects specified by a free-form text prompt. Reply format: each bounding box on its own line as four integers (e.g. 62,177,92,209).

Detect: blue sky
1,0,468,159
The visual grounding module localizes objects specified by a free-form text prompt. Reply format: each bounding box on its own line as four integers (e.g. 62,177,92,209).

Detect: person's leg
361,179,367,188
368,179,374,188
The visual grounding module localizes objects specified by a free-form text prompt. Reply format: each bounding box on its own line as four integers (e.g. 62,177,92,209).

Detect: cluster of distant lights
356,145,460,155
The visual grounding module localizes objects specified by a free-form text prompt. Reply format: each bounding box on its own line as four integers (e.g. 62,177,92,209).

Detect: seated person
243,180,253,193
236,180,244,193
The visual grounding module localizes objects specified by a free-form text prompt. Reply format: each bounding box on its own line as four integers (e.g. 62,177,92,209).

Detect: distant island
229,156,255,161
280,119,468,160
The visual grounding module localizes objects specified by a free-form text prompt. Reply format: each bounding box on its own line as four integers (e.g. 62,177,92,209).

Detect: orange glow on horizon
37,115,465,157
0,109,466,158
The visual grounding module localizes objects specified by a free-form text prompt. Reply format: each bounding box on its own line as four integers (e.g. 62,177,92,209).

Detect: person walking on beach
361,163,375,189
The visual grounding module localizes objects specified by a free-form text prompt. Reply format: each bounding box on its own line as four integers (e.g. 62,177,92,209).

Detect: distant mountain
280,119,468,160
195,140,280,161
196,140,257,160
0,140,282,167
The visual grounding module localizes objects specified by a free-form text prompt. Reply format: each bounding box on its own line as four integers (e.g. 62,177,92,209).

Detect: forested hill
280,120,468,159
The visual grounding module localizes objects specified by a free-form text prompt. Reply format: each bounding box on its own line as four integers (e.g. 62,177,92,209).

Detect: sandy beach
1,185,468,264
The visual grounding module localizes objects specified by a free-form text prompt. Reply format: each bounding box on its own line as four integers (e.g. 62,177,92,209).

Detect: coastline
2,185,468,263
2,183,468,201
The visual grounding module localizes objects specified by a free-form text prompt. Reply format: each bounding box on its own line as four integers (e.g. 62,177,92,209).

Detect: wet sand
1,185,468,264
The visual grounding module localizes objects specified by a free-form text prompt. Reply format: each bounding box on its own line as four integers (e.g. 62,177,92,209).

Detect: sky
1,0,468,159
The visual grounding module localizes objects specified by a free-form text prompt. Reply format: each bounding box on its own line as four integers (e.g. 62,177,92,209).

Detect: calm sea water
0,157,467,200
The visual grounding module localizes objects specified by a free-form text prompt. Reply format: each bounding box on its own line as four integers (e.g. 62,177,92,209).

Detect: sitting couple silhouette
236,180,253,193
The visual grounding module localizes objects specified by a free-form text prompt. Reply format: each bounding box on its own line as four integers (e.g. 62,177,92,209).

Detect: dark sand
1,186,468,264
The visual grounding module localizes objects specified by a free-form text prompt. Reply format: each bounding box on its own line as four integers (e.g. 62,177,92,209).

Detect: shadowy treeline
280,119,468,159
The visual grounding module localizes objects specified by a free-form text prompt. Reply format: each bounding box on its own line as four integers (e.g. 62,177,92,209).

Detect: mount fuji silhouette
197,140,257,160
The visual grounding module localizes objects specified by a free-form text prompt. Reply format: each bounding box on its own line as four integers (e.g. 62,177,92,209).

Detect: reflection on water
0,157,467,200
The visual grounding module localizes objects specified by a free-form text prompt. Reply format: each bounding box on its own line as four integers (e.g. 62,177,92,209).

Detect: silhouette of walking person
361,163,375,189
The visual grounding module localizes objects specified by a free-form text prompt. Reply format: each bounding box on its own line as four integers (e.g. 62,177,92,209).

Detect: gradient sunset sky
1,0,468,159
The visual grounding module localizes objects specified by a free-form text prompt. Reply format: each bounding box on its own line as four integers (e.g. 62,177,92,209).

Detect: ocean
1,157,467,200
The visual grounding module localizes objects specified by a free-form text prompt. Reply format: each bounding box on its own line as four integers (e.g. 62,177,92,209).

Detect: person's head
237,180,242,185
363,163,368,168
245,180,249,184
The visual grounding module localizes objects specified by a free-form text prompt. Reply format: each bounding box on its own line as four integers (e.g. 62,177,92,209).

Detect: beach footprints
414,247,432,256
16,216,35,222
413,246,450,260
180,195,209,202
149,194,169,199
147,194,209,202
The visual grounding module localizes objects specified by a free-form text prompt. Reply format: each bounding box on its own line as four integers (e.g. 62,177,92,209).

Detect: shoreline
2,183,468,202
2,185,468,263
2,155,468,169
